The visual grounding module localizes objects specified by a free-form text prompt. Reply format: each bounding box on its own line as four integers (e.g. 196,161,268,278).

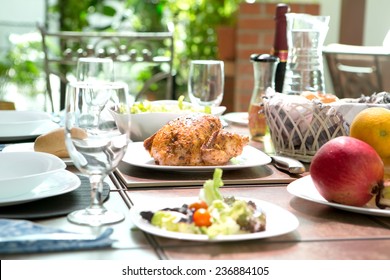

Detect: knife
0,232,100,242
271,155,306,174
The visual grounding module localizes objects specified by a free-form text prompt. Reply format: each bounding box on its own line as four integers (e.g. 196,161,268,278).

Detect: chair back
323,44,390,99
38,25,174,111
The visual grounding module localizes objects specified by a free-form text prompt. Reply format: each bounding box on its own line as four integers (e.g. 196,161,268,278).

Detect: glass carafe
283,13,330,95
248,54,279,141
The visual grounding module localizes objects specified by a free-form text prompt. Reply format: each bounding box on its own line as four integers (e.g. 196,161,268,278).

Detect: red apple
310,136,384,207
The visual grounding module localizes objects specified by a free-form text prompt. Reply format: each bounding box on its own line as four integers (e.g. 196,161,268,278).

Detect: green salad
140,169,267,239
129,95,211,114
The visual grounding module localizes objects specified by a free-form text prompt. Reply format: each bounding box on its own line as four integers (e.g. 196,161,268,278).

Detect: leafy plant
0,33,43,98
0,0,242,101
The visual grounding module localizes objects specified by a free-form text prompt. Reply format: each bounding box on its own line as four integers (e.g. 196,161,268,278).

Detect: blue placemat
0,219,114,254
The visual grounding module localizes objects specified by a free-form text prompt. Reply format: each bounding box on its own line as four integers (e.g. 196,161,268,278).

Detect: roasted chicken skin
143,114,249,166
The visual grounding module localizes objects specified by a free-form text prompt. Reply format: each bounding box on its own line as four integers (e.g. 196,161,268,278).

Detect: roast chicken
143,114,249,166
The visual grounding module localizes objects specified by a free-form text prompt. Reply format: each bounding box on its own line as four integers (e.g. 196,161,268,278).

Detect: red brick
232,2,320,111
264,3,280,16
263,32,275,47
290,4,320,15
237,33,260,45
239,2,262,15
238,18,274,31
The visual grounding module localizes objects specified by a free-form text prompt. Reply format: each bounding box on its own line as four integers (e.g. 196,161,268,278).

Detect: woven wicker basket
263,95,349,162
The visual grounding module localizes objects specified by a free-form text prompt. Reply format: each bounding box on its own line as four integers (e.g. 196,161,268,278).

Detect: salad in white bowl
112,96,226,141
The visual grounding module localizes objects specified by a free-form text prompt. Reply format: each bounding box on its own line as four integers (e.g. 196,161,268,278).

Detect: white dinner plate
222,112,248,126
2,143,73,165
0,110,59,141
287,175,390,217
123,142,271,171
129,197,299,242
0,170,81,207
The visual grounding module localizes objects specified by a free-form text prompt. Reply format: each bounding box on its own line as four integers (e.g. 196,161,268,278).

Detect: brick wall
233,2,320,112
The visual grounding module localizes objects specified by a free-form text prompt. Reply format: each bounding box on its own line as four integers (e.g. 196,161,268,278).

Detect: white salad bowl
112,100,226,142
0,152,66,198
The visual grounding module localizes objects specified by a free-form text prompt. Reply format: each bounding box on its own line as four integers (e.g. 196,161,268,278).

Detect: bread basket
263,92,390,162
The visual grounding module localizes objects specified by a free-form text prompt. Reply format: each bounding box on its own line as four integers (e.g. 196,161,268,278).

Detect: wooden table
1,123,390,261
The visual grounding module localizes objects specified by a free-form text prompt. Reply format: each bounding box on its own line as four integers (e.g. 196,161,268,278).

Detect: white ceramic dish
0,170,80,206
130,196,299,242
112,100,226,141
0,110,59,139
122,142,271,172
287,175,390,217
0,152,66,199
222,112,249,126
2,143,73,165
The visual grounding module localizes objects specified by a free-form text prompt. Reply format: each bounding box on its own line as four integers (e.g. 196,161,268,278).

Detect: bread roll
34,127,87,158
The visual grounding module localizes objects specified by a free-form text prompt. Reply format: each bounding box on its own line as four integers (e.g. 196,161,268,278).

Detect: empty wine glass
188,60,225,108
64,81,130,226
76,57,114,82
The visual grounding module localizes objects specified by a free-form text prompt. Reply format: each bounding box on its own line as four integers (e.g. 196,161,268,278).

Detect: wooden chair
0,101,16,110
323,44,390,99
38,25,174,112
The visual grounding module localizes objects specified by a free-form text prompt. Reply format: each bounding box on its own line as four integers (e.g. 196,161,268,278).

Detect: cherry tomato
193,208,212,227
188,200,208,211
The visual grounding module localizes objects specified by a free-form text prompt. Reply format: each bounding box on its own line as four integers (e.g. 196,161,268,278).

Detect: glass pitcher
283,13,330,95
248,54,279,141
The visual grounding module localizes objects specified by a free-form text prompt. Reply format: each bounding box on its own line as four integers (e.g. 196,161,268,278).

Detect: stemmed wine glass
64,81,130,226
188,60,225,108
76,57,115,82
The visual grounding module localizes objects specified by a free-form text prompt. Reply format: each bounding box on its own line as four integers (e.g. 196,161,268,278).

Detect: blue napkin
0,219,114,254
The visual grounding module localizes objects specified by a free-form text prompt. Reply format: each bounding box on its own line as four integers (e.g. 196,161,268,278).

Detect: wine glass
188,60,225,108
76,57,114,82
64,80,131,226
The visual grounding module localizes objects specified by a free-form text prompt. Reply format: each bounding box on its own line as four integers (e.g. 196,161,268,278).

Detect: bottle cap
275,3,290,20
250,54,279,63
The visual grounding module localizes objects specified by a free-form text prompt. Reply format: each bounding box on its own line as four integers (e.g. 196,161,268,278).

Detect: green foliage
0,33,43,97
0,0,242,99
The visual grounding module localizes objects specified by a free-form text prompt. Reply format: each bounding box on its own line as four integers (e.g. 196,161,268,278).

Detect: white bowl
0,110,53,137
112,100,226,142
0,152,66,198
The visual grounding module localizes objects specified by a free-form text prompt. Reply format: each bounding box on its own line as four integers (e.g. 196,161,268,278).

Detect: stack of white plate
0,152,80,206
0,110,59,141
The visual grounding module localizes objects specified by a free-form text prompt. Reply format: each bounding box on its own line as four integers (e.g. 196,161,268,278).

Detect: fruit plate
287,175,390,217
129,197,299,242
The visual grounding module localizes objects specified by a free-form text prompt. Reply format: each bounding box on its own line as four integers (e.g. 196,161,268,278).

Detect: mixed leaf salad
128,95,211,114
140,169,266,239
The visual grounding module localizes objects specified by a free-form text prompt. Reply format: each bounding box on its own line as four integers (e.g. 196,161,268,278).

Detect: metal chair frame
38,25,174,111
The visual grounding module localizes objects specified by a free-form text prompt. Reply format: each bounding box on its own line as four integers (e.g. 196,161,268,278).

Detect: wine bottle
271,3,290,93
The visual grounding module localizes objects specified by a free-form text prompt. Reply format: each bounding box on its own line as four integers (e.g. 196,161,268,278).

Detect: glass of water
188,60,225,108
64,80,130,226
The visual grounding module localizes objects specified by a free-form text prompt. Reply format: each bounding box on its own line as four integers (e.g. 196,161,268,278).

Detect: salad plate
129,197,299,242
0,170,80,207
222,112,248,126
122,142,271,171
287,175,390,217
2,143,73,165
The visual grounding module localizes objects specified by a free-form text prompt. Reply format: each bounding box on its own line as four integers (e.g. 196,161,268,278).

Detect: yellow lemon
350,107,390,160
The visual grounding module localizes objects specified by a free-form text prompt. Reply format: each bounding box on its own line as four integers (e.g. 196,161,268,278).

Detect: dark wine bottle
271,3,290,93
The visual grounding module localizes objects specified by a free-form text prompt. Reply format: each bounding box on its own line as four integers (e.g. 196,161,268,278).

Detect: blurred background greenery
0,0,243,107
